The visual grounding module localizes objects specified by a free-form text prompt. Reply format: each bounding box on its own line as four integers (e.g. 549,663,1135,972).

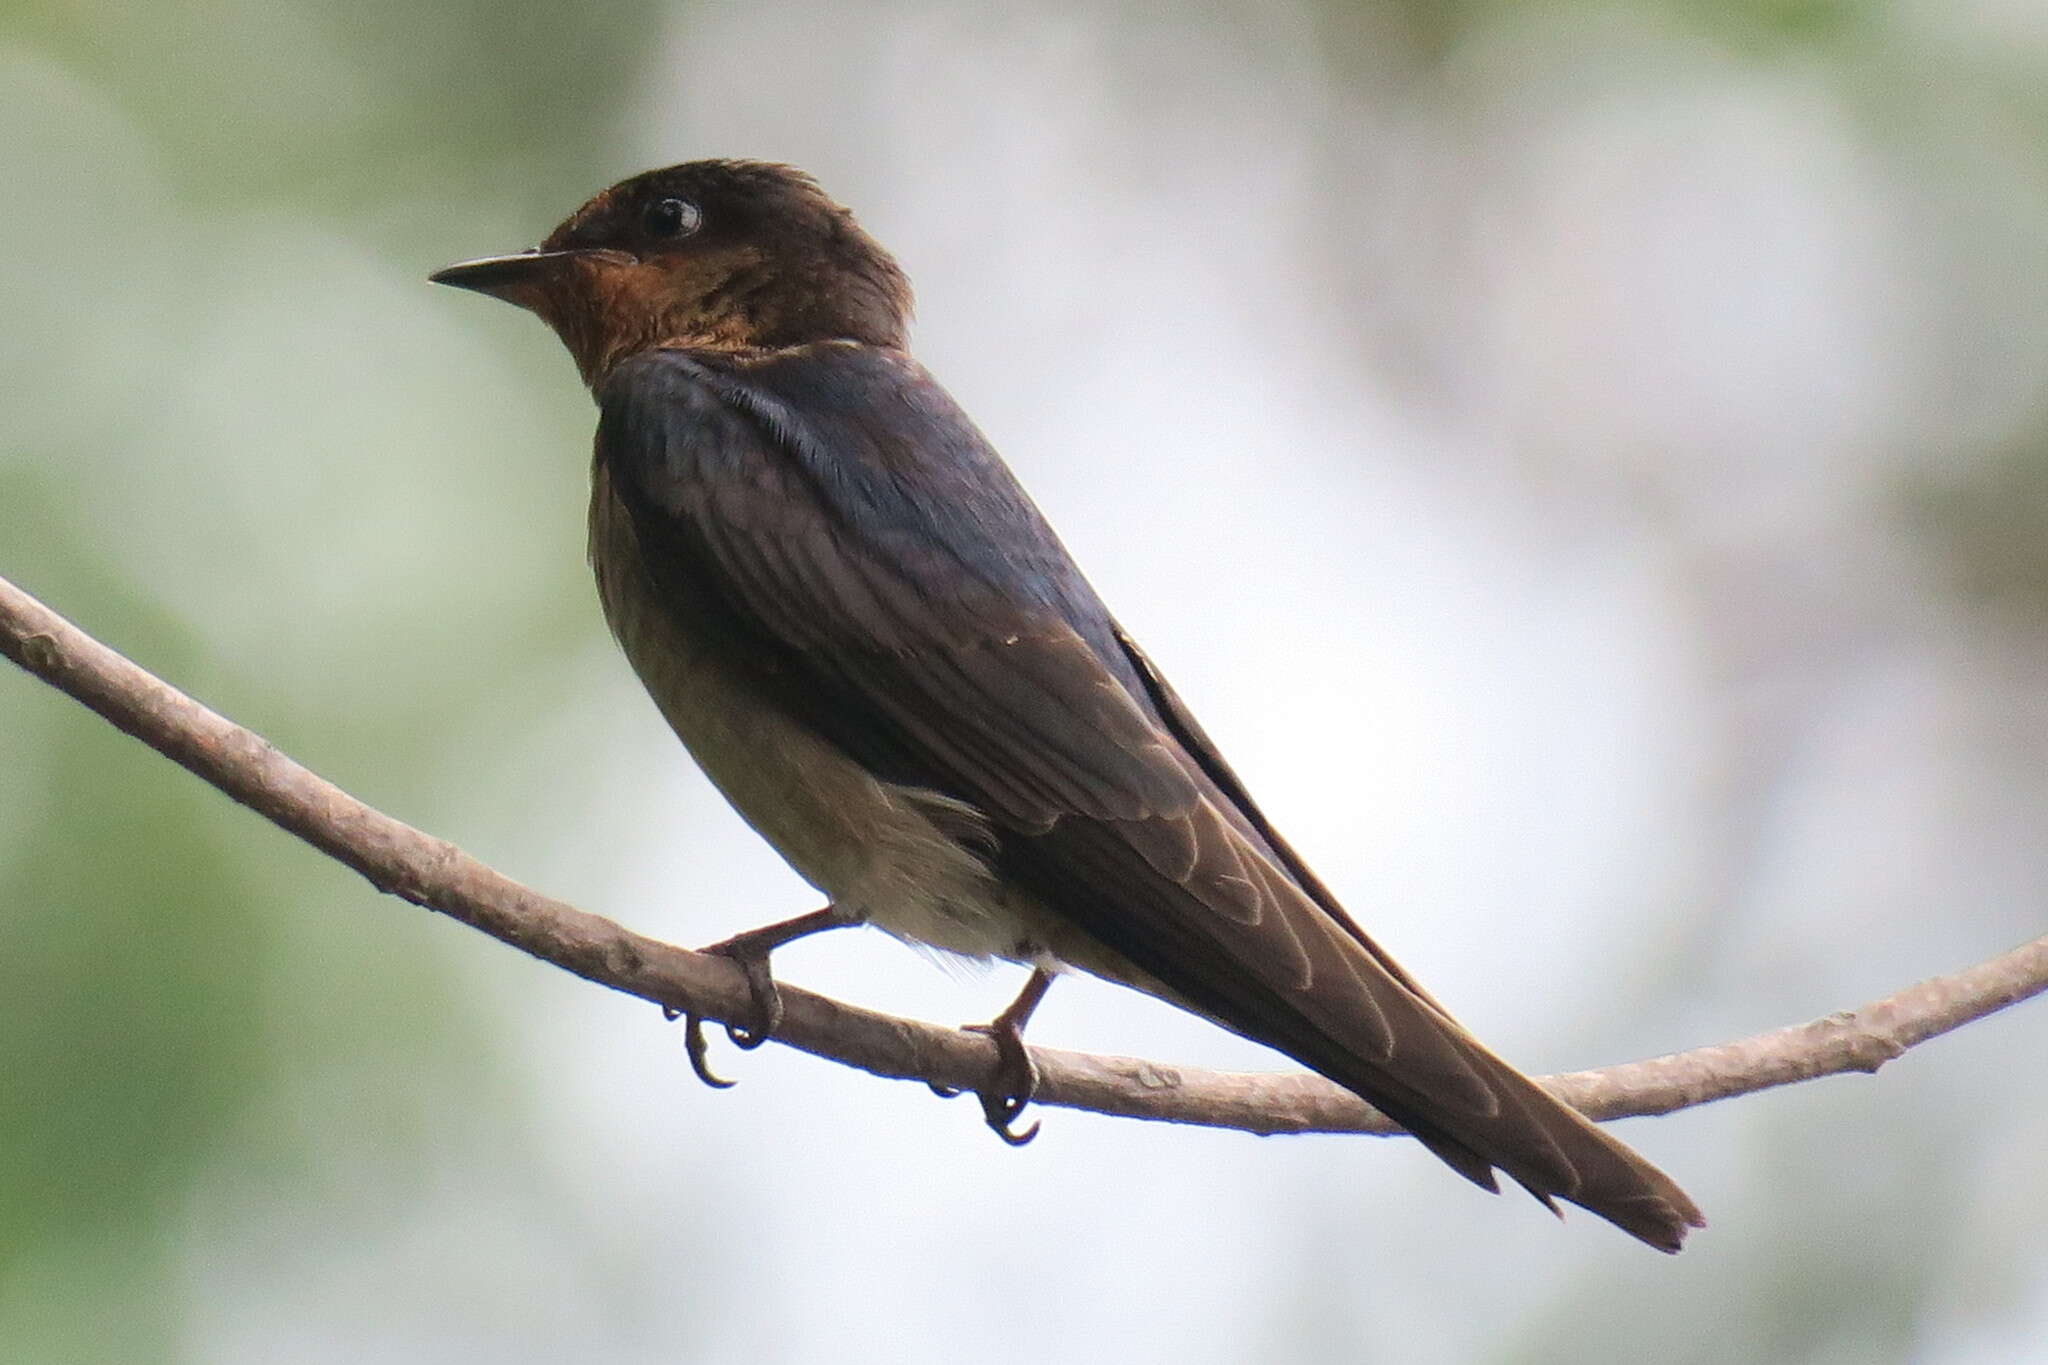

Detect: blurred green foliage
0,1,660,1354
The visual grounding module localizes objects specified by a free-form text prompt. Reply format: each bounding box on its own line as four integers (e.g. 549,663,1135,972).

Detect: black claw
683,1013,738,1089
928,1080,962,1099
661,1004,684,1022
978,1085,1040,1145
987,1111,1040,1146
684,1010,741,1096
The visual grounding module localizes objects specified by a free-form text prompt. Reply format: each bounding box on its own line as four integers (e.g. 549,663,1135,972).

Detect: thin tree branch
4,570,2045,1137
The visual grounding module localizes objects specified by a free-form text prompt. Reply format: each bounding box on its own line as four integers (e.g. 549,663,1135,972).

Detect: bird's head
432,160,912,386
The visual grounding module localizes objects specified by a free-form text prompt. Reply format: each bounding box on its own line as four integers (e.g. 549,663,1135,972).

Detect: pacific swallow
431,160,1704,1251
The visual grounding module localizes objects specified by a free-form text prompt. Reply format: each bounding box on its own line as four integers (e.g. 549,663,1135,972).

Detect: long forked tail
1035,801,1707,1249
1325,1021,1706,1252
1231,858,1706,1251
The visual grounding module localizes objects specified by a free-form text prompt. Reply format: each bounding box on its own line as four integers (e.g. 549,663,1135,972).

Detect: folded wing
597,342,1703,1250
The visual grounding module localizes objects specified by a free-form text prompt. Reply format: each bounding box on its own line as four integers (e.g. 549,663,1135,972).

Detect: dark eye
642,197,701,239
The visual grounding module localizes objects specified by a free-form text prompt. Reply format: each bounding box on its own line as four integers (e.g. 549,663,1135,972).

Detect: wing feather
595,343,1702,1250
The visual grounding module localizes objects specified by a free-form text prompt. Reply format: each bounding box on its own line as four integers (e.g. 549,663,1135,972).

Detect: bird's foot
963,1017,1042,1146
930,966,1055,1145
670,905,852,1089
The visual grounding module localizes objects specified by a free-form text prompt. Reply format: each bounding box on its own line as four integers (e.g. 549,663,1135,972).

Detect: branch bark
4,570,2045,1137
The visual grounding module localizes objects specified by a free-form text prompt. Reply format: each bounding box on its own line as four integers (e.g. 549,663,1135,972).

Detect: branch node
1131,1062,1180,1091
1849,1032,1908,1074
604,936,648,979
19,629,61,673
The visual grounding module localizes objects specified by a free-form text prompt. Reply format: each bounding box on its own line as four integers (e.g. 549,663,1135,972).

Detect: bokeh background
6,1,2048,1360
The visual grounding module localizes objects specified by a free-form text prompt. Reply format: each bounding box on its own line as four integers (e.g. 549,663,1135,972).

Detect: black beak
428,249,582,298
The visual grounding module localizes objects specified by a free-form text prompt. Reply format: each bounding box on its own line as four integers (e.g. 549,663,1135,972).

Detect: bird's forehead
543,174,685,247
545,183,637,249
548,193,601,241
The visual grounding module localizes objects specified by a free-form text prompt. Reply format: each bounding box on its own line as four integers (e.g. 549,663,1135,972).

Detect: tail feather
1310,1021,1706,1252
1107,628,1705,1250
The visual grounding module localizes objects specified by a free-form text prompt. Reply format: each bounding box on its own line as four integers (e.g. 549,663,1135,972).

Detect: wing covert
596,344,1200,835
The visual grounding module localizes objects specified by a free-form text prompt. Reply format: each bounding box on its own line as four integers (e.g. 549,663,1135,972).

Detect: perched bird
432,160,1704,1251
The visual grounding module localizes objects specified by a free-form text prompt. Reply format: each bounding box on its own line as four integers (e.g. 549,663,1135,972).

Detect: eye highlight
641,197,702,239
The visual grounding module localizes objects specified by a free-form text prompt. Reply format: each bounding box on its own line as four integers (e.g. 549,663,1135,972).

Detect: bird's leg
675,904,855,1088
937,966,1055,1146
